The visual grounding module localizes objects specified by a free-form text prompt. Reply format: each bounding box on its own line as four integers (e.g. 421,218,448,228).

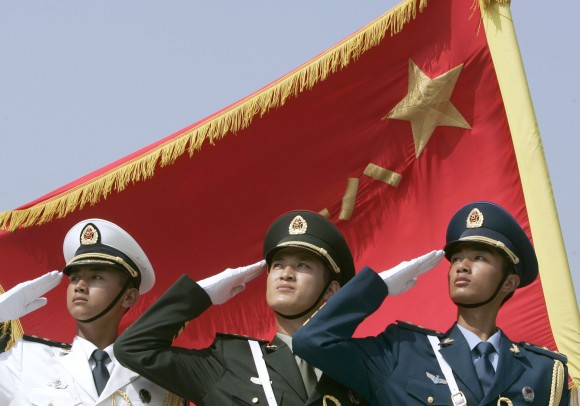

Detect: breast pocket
28,387,75,406
405,377,456,405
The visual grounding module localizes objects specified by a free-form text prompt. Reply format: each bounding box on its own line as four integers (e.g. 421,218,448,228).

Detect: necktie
91,349,110,396
296,357,318,397
474,342,495,394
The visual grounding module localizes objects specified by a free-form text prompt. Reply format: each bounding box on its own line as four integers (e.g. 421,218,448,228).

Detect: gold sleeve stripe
363,163,402,187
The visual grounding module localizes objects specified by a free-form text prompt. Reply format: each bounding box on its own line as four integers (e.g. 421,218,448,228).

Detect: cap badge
288,215,308,235
80,224,100,245
466,208,484,228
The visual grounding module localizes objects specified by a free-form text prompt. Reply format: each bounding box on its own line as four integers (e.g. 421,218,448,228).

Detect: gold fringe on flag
478,0,511,9
0,0,495,232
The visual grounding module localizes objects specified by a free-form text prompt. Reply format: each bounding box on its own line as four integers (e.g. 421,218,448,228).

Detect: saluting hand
0,270,63,322
379,250,444,295
198,260,267,304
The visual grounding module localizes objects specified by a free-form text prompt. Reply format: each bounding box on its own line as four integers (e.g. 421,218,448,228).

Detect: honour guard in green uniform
115,210,373,405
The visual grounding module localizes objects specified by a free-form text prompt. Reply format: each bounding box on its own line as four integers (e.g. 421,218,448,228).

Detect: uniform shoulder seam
519,342,568,362
23,334,71,349
216,332,269,344
396,320,444,337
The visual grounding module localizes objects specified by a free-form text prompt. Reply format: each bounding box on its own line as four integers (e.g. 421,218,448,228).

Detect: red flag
0,0,577,391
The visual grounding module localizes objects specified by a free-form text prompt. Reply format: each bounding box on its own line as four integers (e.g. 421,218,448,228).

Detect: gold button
427,396,434,404
252,397,259,404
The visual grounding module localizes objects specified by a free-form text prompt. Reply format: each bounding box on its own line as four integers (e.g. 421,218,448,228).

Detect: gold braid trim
0,0,431,232
163,391,184,406
323,395,341,406
111,390,132,406
0,285,24,351
549,359,565,406
497,397,513,406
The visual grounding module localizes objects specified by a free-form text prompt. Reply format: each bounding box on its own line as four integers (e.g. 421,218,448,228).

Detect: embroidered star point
384,60,471,158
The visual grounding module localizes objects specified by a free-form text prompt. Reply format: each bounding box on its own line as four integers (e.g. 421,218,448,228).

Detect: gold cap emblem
466,208,484,228
80,224,99,245
288,215,308,235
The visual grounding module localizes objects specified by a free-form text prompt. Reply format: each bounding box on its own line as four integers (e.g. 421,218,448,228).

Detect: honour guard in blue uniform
294,202,571,405
0,219,183,405
115,210,370,405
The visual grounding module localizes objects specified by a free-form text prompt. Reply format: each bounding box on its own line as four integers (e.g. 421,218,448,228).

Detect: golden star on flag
384,60,471,158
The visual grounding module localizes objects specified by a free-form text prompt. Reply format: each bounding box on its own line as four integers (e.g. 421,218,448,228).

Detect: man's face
66,266,128,321
447,243,509,305
266,247,329,316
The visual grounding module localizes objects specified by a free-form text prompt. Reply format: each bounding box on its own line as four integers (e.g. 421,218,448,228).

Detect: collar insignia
466,208,484,228
510,343,520,353
80,224,100,245
440,337,455,347
288,215,308,235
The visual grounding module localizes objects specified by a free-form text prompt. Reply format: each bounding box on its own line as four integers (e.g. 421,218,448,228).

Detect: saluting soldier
116,210,433,405
0,219,184,405
293,201,571,406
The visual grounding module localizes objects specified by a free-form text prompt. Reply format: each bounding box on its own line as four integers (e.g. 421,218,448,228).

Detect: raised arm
293,250,444,402
114,260,265,402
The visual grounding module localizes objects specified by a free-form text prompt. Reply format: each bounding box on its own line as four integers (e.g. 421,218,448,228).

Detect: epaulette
396,320,444,337
519,342,568,363
216,332,269,345
23,334,71,349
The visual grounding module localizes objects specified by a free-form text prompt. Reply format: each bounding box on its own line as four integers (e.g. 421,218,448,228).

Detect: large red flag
0,0,577,394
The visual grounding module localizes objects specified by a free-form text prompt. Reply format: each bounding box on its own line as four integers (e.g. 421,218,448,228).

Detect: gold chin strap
276,241,341,274
67,253,139,278
458,236,519,265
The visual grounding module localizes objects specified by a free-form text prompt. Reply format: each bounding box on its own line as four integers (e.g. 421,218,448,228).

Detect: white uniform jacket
0,335,183,406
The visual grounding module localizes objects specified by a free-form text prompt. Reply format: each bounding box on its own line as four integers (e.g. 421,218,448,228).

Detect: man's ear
323,280,341,301
121,288,140,309
503,273,520,294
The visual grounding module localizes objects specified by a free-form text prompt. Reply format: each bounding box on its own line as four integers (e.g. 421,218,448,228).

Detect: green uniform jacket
115,274,367,406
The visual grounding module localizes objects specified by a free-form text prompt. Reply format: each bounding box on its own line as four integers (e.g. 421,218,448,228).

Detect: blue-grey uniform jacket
293,267,570,406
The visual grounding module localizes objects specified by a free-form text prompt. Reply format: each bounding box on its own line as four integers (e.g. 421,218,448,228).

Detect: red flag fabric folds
0,0,577,392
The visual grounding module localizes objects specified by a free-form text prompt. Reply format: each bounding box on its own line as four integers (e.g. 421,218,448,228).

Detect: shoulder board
519,342,568,363
396,320,444,337
216,332,269,344
23,334,71,349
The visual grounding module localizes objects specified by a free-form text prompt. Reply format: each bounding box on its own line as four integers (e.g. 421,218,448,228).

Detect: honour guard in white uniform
0,219,184,406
